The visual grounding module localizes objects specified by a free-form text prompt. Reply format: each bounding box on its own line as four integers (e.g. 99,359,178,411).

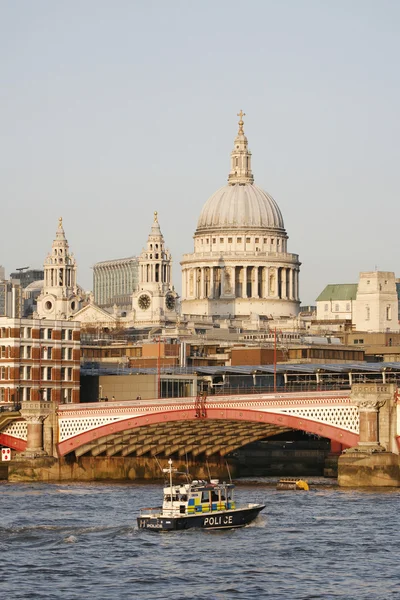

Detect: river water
0,479,399,600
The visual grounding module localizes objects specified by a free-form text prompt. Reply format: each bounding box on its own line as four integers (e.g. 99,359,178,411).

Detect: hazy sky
1,1,399,304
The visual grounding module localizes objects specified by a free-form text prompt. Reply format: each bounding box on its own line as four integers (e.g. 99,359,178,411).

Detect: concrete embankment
6,456,237,482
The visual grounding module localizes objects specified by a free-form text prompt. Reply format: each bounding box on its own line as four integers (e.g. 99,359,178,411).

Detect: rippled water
0,479,399,600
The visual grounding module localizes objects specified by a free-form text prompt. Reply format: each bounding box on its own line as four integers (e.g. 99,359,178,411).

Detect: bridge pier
338,384,400,487
18,402,57,459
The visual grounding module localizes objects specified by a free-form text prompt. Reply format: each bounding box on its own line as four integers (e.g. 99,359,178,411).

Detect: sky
1,0,399,305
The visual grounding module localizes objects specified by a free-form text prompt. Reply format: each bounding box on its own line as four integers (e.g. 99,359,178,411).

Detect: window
26,346,31,358
237,237,242,243
26,366,31,380
40,328,45,340
64,389,72,403
255,238,259,243
271,239,274,244
228,237,232,243
246,237,250,243
324,304,329,311
1,366,5,379
346,303,350,311
366,306,370,320
68,330,73,341
212,238,216,244
386,306,392,320
26,387,31,401
220,238,224,243
67,367,73,381
61,367,66,381
61,329,66,340
27,327,32,338
264,238,267,243
1,346,6,358
47,329,52,340
335,304,339,312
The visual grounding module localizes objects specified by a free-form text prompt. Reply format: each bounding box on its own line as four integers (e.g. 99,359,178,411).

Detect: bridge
0,389,360,459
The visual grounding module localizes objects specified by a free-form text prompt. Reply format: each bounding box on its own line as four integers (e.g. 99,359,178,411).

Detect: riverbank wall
5,456,237,482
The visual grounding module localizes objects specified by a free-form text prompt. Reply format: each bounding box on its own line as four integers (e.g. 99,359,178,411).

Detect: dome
196,183,285,233
24,279,44,292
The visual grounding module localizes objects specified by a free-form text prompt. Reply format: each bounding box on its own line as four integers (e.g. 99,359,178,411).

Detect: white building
181,112,301,324
35,218,82,320
316,272,400,332
353,272,400,332
131,212,179,326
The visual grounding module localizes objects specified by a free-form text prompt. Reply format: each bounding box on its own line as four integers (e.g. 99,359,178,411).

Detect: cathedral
35,113,300,331
181,112,301,325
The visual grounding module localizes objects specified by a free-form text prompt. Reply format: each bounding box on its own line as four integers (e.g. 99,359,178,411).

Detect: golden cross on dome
58,217,63,228
154,211,158,222
237,110,245,133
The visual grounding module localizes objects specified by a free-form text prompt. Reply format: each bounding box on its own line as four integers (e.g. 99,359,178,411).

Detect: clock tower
36,217,82,320
131,212,178,325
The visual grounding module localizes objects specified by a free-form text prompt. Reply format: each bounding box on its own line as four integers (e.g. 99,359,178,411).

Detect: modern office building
9,269,44,289
93,256,139,308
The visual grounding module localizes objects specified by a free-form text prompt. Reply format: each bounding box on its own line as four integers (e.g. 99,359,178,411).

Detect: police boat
137,459,265,531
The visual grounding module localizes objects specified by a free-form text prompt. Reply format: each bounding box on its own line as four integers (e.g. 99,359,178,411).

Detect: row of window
324,303,352,312
20,327,74,340
0,387,73,402
0,366,74,381
324,303,393,320
199,237,281,245
1,345,74,359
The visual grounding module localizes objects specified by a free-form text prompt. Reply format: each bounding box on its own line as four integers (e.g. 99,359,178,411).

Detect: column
355,399,385,447
209,267,214,299
289,268,294,300
200,268,205,299
253,267,259,298
281,268,286,299
294,269,298,301
242,266,247,298
264,267,269,298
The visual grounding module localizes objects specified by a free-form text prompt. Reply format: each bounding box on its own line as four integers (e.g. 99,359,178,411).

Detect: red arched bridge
0,390,359,458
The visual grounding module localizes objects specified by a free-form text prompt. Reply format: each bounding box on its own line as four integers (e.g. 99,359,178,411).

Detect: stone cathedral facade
181,112,301,324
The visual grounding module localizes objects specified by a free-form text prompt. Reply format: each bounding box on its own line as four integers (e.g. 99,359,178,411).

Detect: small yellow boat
276,478,309,491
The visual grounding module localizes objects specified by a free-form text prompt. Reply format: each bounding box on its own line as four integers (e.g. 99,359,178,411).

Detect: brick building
0,317,80,404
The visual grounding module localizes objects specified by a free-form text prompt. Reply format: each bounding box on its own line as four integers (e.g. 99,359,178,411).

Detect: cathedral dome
196,183,284,233
195,111,285,235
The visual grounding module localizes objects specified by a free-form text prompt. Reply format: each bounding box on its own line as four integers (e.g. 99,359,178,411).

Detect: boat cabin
162,478,236,516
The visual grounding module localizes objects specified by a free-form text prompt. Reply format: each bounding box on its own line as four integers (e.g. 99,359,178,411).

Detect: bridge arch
58,407,358,457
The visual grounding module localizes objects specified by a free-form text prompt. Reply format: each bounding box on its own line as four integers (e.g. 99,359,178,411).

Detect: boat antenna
154,455,164,475
206,460,212,482
225,460,233,484
185,451,189,476
168,458,173,509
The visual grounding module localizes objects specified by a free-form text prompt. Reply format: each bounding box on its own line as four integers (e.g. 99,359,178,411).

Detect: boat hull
137,505,265,532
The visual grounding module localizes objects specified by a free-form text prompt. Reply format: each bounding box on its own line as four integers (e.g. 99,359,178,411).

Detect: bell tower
132,212,178,324
36,218,82,319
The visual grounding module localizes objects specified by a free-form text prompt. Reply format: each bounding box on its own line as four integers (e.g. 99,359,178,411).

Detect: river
0,479,398,600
